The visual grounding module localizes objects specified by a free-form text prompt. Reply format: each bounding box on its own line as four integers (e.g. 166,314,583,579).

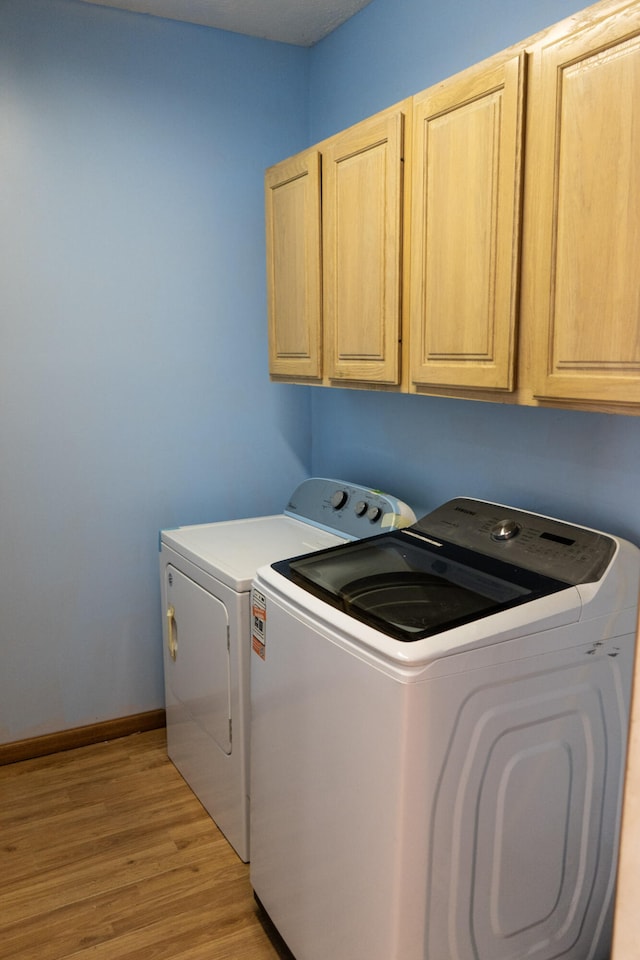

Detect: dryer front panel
160,546,250,862
164,563,231,756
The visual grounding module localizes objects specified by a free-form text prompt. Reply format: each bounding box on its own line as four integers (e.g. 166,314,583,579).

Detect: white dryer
250,497,640,960
159,478,415,862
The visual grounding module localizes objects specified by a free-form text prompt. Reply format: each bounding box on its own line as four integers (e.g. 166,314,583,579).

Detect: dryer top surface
161,514,344,591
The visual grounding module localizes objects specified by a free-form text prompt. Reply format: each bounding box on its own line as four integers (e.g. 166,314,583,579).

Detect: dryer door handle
167,605,177,661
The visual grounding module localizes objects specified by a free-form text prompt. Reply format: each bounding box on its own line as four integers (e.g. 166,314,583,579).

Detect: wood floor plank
1,848,246,951
0,729,291,960
3,792,214,883
2,810,233,922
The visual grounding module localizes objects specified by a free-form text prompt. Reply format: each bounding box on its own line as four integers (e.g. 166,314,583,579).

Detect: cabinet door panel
410,54,525,391
265,150,322,380
323,107,406,385
528,13,640,405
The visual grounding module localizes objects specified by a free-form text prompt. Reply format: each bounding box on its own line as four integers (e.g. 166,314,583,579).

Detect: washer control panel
415,497,616,584
285,478,416,540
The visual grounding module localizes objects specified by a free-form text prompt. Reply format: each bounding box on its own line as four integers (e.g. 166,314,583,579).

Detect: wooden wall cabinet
265,150,322,381
266,101,410,389
323,106,408,386
410,54,526,394
265,0,640,415
523,2,640,410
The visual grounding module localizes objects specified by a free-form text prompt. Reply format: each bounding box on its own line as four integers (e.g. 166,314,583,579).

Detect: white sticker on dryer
252,590,266,660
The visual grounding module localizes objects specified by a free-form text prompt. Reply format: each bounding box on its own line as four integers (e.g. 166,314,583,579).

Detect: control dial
354,500,368,517
490,518,521,541
367,505,383,523
331,490,348,510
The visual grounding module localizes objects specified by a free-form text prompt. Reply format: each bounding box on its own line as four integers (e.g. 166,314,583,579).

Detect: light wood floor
0,728,293,960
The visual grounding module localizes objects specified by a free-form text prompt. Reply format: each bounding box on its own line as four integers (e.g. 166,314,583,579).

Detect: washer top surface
260,497,640,669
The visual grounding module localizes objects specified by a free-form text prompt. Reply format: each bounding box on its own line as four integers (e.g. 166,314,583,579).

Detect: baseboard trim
0,709,166,766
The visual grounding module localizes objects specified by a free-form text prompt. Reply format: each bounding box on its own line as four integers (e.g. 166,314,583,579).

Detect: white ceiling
79,0,374,46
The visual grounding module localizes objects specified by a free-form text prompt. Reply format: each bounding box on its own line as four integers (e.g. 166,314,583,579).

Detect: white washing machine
250,497,640,960
159,477,415,862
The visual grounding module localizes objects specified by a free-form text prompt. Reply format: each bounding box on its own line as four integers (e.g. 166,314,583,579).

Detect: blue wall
0,0,311,742
2,0,639,745
308,0,590,136
308,0,640,541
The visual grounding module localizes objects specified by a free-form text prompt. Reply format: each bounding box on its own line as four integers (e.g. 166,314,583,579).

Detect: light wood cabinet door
410,54,526,392
265,150,322,381
322,104,408,385
527,7,640,406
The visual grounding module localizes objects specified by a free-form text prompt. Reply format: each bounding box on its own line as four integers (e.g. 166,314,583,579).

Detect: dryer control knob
355,500,368,517
331,490,348,510
368,505,383,523
491,518,521,541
